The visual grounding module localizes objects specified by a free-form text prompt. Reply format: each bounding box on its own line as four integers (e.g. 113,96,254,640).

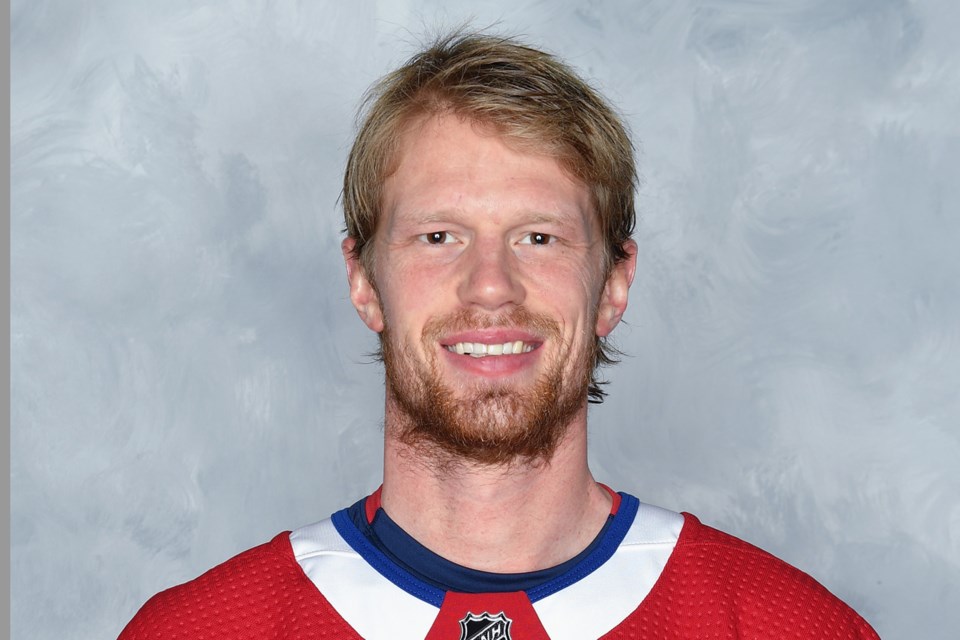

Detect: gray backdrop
11,1,960,638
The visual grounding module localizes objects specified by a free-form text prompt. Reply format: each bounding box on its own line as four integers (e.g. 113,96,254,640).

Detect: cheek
533,261,604,313
375,265,441,331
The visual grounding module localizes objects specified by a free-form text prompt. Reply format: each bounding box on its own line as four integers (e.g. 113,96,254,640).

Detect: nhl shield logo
458,611,513,640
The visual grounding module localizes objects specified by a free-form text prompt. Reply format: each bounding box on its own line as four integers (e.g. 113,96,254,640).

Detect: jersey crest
459,611,512,640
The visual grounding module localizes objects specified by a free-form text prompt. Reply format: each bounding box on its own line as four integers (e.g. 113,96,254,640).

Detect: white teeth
445,341,535,357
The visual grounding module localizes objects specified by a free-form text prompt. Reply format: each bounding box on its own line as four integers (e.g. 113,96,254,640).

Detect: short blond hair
343,31,637,402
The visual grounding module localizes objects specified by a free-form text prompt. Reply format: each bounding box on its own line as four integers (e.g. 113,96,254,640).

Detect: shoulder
632,513,880,639
673,513,848,600
117,532,314,639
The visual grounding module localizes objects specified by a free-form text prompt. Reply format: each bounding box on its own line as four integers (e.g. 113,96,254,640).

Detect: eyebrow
525,212,567,225
408,210,574,226
409,212,454,226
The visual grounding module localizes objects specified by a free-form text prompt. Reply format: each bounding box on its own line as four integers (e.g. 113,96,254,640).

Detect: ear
342,237,385,333
596,240,637,337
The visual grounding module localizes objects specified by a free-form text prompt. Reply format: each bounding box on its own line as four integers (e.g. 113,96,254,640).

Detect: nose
457,237,526,311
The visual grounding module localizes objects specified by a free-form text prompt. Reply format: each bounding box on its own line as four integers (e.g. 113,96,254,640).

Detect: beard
381,307,594,467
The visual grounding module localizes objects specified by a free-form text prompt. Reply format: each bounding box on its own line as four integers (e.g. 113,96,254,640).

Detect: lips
426,309,556,370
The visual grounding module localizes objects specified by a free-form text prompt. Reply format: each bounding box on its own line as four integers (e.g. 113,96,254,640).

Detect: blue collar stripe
331,492,639,606
525,492,639,603
331,509,447,607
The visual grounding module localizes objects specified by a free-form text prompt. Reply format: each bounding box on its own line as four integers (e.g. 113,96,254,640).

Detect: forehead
381,115,593,227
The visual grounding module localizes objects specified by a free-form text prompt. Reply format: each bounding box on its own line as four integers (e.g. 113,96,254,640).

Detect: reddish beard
381,307,594,467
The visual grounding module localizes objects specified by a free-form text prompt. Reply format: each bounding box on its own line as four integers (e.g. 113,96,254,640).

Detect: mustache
421,307,562,342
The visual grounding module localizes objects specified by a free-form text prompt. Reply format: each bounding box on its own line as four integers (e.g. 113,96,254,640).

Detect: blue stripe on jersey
331,508,447,607
332,491,637,603
526,493,639,602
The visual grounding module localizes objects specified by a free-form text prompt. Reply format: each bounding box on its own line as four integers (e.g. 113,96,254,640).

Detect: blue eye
521,232,553,245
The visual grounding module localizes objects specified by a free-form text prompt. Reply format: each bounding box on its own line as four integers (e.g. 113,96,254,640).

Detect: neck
380,402,612,574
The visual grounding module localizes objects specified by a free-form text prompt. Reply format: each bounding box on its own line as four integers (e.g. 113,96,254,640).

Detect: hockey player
119,32,880,639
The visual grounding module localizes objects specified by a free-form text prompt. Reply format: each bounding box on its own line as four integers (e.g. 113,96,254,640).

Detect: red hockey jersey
119,493,879,639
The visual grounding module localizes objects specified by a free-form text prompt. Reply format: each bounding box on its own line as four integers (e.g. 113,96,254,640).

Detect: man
120,32,879,639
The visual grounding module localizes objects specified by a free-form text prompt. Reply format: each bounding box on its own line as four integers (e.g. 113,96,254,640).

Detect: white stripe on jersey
289,501,684,640
289,518,440,638
533,502,683,639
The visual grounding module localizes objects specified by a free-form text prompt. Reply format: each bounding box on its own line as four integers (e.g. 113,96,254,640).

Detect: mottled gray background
10,1,960,638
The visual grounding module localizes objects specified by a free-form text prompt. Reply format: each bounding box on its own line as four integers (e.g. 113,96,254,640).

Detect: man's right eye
421,231,453,244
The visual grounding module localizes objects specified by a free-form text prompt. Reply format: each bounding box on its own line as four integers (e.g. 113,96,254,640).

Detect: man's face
344,115,635,465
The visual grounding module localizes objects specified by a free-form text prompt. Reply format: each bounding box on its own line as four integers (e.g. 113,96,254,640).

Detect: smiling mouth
445,340,537,358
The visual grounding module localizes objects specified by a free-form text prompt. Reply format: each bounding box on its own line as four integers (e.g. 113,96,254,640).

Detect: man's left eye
520,232,554,245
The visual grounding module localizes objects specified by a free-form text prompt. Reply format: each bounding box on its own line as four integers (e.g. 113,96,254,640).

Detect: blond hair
343,31,637,402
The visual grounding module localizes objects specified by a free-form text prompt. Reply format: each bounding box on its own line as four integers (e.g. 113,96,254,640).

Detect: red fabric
364,486,382,525
425,591,549,640
118,515,880,639
598,483,622,515
602,514,879,639
117,533,362,639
